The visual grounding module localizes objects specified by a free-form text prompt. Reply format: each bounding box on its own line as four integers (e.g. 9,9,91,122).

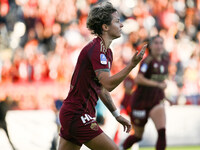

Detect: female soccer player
58,2,147,150
123,35,169,150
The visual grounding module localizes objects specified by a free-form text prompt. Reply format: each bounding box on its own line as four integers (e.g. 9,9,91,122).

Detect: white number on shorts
132,110,146,118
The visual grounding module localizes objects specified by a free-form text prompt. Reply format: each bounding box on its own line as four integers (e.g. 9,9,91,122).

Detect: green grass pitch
140,146,200,150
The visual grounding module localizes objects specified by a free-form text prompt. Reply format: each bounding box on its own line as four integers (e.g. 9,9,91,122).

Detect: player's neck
100,35,112,49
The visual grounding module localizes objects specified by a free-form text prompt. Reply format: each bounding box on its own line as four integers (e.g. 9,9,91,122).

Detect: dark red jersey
132,55,169,110
62,36,113,117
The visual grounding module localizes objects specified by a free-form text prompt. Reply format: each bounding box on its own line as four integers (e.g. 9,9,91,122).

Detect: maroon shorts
59,105,103,146
130,108,150,127
130,100,162,127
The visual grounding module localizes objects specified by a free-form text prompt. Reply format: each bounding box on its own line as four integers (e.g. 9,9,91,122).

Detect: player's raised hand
131,44,147,67
116,115,131,133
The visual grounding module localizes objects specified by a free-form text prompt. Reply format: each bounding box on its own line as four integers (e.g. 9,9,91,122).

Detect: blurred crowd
0,0,200,110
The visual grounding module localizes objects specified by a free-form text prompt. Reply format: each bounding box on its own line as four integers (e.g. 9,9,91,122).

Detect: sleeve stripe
95,68,110,73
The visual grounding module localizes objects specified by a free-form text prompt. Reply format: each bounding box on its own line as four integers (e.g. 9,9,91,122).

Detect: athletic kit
131,55,169,127
120,77,135,115
59,37,113,146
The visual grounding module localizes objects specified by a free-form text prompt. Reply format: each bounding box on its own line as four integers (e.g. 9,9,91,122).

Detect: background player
58,2,147,150
114,76,135,145
120,76,135,116
123,35,169,150
0,97,16,150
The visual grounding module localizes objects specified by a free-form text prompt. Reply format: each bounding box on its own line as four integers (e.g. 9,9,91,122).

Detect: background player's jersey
132,55,169,109
120,77,135,115
63,37,113,116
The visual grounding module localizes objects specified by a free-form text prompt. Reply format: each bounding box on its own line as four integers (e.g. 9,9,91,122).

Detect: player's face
107,12,123,39
150,37,164,56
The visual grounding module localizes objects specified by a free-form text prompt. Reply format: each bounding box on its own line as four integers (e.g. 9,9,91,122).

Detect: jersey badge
140,63,148,73
100,54,107,65
90,122,99,131
153,63,158,68
134,119,140,124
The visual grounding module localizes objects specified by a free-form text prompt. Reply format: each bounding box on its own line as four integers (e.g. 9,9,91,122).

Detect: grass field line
140,145,200,150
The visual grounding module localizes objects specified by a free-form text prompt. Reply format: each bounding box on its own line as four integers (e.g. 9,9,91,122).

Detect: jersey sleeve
89,47,110,72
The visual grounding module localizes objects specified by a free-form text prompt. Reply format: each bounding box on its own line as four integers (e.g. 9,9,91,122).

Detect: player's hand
131,44,147,68
116,115,131,133
157,82,167,90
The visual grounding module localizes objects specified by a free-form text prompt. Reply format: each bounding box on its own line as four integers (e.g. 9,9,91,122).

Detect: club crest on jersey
100,54,107,65
90,123,99,131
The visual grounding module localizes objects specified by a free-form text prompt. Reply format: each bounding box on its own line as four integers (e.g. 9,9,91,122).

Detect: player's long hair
147,35,164,54
87,2,117,36
147,35,169,61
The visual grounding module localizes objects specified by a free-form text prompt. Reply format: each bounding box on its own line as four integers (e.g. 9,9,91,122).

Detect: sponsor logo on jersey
90,123,99,131
100,54,107,65
140,63,148,73
151,74,167,81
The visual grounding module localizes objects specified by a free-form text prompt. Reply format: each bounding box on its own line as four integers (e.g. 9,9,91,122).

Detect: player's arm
98,87,131,133
135,73,167,89
96,44,147,92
